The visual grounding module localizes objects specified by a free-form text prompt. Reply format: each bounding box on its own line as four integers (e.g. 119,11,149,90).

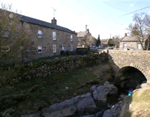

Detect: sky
1,0,150,39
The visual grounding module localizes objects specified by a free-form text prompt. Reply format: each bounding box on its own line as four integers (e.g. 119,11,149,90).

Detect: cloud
130,4,134,7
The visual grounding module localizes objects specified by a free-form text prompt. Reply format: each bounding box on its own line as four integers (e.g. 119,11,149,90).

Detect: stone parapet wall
107,50,150,83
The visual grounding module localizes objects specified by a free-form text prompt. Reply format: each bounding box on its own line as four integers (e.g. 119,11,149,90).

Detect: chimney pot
51,17,57,25
125,33,127,37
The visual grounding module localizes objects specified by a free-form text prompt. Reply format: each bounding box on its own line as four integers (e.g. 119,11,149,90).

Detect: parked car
108,46,114,50
90,46,98,50
97,47,105,50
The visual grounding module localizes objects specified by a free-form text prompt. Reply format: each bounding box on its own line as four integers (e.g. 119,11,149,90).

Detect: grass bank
120,87,150,117
0,62,113,116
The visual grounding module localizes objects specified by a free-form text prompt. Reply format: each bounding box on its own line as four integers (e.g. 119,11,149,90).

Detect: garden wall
1,52,108,85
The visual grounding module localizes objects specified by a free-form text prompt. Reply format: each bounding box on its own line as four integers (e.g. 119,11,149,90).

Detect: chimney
51,17,57,25
125,33,127,37
85,25,87,31
87,29,89,33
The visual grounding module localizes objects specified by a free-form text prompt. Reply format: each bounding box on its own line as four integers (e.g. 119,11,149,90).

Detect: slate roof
101,39,108,44
0,8,77,34
77,31,89,37
120,36,140,42
20,15,77,34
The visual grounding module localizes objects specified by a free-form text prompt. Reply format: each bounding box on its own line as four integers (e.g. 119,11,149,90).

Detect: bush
60,50,65,55
70,51,76,55
65,50,70,56
76,48,88,55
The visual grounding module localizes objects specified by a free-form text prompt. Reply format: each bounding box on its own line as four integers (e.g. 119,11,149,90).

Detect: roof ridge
0,8,76,34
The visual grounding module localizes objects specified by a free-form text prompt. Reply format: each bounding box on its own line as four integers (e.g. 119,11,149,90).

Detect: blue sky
1,0,150,39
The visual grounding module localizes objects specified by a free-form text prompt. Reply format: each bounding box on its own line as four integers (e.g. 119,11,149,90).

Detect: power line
109,6,150,21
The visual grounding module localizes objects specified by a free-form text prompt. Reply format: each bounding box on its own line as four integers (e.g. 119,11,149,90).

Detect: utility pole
110,34,111,39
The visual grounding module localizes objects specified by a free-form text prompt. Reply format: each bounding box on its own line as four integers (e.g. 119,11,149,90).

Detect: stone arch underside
116,63,150,84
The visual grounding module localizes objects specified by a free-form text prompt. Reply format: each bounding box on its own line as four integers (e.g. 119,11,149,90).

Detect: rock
5,113,12,117
93,81,118,108
43,106,76,117
103,100,124,117
93,86,107,105
21,113,39,117
104,81,118,95
43,98,77,113
90,85,97,91
77,93,97,114
42,93,96,117
80,110,104,117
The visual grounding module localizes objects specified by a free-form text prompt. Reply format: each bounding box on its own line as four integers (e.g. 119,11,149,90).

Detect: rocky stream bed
18,81,128,117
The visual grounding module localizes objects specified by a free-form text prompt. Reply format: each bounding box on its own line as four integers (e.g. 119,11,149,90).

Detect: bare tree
127,13,146,50
0,3,31,64
81,34,96,48
144,14,150,50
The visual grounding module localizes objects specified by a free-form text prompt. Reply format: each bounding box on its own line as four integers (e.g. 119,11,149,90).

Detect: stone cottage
0,9,77,62
77,25,96,48
101,39,108,48
119,33,144,50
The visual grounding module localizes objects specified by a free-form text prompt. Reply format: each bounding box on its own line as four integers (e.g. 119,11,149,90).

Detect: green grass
0,63,112,115
120,88,150,117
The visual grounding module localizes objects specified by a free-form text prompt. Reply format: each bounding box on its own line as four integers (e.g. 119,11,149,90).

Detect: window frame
53,44,57,53
71,35,73,41
37,44,42,53
53,32,56,40
62,46,65,51
137,43,141,50
38,30,43,39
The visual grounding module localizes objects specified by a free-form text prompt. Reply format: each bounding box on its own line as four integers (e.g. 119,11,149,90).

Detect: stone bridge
101,50,150,83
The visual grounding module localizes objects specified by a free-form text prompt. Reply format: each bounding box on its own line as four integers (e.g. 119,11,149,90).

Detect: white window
82,45,85,48
62,46,65,51
71,45,73,51
37,44,42,53
53,32,56,40
53,44,56,53
71,35,73,41
123,43,127,49
137,44,141,50
38,30,43,38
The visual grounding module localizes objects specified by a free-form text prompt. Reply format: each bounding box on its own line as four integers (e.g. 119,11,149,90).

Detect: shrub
65,50,70,56
60,50,65,55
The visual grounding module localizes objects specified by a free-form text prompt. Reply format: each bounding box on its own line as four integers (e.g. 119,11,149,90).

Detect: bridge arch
105,50,150,84
118,64,147,80
114,66,147,94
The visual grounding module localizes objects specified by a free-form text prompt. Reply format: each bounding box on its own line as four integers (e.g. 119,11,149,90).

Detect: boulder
42,97,77,117
103,100,124,117
21,113,39,117
93,81,118,107
76,93,97,115
90,85,97,91
42,93,96,117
